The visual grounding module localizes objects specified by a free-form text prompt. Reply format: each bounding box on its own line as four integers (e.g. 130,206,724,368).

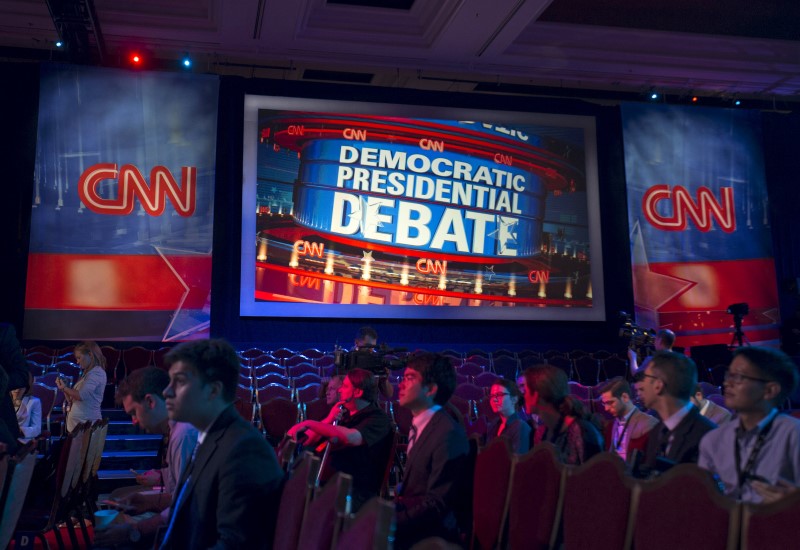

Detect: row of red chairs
472,439,798,550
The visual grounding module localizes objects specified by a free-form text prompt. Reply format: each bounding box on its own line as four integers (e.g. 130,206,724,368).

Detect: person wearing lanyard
699,346,800,503
600,377,658,463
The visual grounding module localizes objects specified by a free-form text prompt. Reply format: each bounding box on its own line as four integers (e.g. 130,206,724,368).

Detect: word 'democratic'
292,140,543,259
78,163,197,217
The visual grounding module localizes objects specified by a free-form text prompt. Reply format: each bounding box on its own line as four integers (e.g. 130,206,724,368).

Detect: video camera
618,311,656,349
333,344,407,375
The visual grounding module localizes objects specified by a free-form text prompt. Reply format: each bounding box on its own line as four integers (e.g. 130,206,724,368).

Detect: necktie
658,425,671,457
160,441,201,548
406,424,418,456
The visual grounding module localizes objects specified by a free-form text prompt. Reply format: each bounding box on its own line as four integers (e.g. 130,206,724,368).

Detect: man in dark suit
159,339,283,549
0,323,29,454
394,352,470,550
635,350,717,476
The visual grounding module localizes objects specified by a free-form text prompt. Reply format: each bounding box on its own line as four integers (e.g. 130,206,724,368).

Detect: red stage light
131,54,141,65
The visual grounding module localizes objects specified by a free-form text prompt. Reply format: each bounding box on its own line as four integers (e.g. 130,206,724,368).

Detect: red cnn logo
642,184,735,233
78,163,196,217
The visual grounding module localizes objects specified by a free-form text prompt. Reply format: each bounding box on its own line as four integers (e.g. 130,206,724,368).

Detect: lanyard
734,413,777,490
611,410,635,452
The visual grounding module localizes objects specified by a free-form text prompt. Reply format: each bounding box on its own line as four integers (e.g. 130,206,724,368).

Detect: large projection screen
241,95,604,321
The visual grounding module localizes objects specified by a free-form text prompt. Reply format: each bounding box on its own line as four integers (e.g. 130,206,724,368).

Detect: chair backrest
492,355,520,381
100,345,122,382
257,383,294,404
260,397,301,443
573,356,600,386
568,381,592,399
25,350,55,367
122,346,154,376
459,362,486,377
273,452,321,550
632,464,740,550
741,486,800,550
31,382,57,429
506,443,565,550
304,398,333,421
87,419,110,480
471,437,514,550
272,347,297,362
454,383,485,402
293,372,322,388
58,422,90,499
153,346,172,370
285,355,314,369
297,472,353,550
474,371,500,388
54,360,81,379
335,497,395,550
254,371,291,389
601,356,629,380
296,383,322,403
562,452,634,550
0,442,38,550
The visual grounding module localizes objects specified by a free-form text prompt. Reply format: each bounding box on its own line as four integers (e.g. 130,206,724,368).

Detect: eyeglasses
724,371,772,385
489,392,511,400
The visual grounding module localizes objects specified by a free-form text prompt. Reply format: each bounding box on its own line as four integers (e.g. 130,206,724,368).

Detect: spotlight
55,40,63,48
130,53,142,65
650,91,659,100
691,96,698,103
182,57,192,68
734,99,742,106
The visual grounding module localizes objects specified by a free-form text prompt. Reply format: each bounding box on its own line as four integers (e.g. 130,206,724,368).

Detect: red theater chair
272,452,321,550
471,437,514,550
562,452,634,550
632,464,740,550
506,443,565,550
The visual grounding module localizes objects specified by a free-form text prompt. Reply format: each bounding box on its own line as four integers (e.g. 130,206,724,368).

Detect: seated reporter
486,379,531,454
699,346,800,503
288,368,393,512
524,365,603,465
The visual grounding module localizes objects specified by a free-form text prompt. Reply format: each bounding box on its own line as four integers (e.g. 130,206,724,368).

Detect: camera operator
345,326,394,399
629,329,676,377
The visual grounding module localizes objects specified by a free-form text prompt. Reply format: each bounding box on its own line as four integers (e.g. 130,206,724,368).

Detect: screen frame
241,94,605,321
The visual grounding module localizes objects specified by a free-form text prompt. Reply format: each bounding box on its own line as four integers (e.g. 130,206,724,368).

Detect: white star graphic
348,196,383,236
488,216,519,254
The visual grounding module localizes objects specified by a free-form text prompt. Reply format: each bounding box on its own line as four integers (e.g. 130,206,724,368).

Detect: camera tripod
729,314,751,348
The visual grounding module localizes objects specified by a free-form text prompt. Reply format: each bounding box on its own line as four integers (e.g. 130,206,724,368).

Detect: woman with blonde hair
56,340,107,432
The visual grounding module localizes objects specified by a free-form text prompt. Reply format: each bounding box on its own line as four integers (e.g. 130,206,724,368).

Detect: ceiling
1,0,799,105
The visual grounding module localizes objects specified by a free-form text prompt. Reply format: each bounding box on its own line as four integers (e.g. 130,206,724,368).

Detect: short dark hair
657,329,676,348
356,326,378,345
164,339,240,403
491,378,524,411
650,350,697,401
601,377,632,399
405,352,456,405
346,368,378,403
116,366,170,405
733,346,799,404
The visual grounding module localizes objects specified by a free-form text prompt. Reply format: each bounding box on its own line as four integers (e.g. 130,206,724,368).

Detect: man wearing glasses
634,350,716,476
394,352,469,549
600,377,658,463
699,346,800,503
